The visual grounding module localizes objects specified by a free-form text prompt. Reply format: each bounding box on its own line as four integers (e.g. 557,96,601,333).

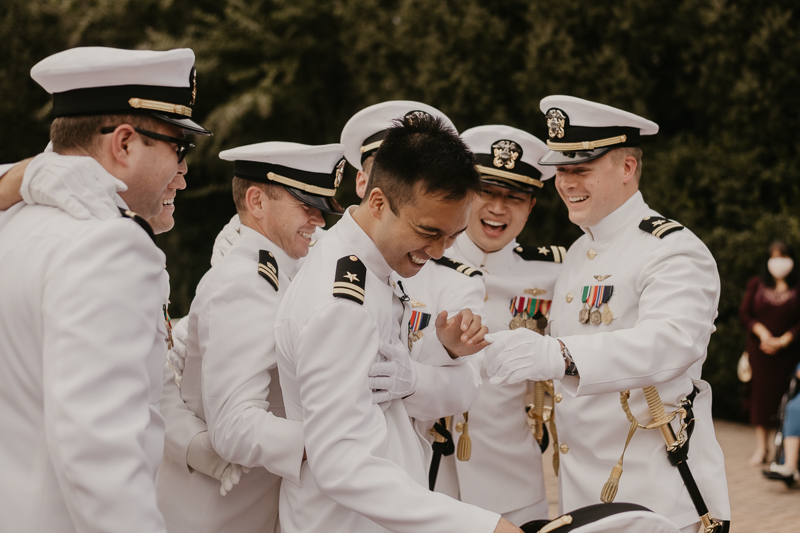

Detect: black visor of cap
51,84,211,136
285,187,344,215
539,124,641,166
360,129,389,164
538,146,614,166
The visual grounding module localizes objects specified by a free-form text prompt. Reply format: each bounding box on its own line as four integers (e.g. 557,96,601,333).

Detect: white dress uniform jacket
275,208,500,533
550,191,731,529
157,225,305,533
0,154,168,533
435,234,561,520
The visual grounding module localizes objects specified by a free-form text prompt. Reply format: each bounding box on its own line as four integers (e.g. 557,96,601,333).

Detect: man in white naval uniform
483,96,731,533
340,100,485,476
276,113,520,532
0,47,211,533
425,125,563,524
156,142,345,532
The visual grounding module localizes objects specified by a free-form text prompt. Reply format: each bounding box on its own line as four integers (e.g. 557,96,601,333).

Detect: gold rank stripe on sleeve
513,244,567,263
333,255,367,304
258,250,279,291
430,256,483,277
638,216,685,239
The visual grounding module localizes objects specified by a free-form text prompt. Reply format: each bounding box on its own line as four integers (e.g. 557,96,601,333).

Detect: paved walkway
540,419,800,530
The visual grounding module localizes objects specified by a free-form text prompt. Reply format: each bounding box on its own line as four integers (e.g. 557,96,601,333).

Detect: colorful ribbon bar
409,310,431,333
509,296,552,318
581,285,614,308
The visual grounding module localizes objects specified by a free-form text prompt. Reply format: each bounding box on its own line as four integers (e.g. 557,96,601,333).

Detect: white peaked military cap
340,100,457,170
220,142,345,214
461,125,556,195
31,47,211,135
520,503,679,533
538,95,658,165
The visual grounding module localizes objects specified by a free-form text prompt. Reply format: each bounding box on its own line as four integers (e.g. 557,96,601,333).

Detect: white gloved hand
483,329,566,385
166,318,189,377
186,431,250,496
210,214,243,267
369,342,420,404
21,152,126,220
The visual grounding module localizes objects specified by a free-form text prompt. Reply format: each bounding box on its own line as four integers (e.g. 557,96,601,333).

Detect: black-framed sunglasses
100,126,195,164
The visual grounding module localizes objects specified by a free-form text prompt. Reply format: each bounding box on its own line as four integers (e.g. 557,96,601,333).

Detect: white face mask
768,257,794,280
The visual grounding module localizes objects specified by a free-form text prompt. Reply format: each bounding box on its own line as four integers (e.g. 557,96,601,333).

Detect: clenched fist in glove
483,329,566,385
369,342,420,404
187,431,250,496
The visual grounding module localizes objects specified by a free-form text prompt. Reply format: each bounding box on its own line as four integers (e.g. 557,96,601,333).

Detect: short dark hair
232,176,283,216
50,114,160,154
364,113,480,213
761,240,798,287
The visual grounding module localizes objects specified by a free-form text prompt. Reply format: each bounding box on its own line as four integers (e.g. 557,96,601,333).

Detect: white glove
186,431,250,496
483,330,566,385
166,318,189,377
369,342,420,404
21,152,126,220
210,214,243,266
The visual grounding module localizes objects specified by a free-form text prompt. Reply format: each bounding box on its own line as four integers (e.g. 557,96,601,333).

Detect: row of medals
509,314,548,335
579,303,613,326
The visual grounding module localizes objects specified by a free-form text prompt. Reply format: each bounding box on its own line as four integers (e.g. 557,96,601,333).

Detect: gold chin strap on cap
546,134,627,152
128,97,192,117
360,140,383,154
267,172,336,197
476,165,543,188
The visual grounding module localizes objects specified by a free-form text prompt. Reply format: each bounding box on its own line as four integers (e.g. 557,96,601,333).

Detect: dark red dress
739,276,800,427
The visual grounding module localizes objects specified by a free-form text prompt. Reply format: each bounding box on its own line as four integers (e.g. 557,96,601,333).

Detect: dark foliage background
3,0,799,419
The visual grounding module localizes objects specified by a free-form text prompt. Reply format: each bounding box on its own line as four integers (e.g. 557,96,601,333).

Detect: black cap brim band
479,176,540,195
360,129,389,164
538,146,613,166
53,84,191,117
286,187,344,215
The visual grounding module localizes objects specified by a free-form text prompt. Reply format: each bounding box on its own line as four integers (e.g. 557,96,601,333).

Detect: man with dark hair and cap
0,47,210,533
414,124,563,524
156,142,344,533
275,113,520,533
482,96,731,533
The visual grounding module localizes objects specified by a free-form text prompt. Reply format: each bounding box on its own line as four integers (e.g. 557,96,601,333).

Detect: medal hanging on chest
163,302,174,350
579,285,614,326
509,296,552,334
408,310,431,350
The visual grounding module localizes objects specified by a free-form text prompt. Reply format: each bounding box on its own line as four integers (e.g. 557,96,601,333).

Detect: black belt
428,418,454,490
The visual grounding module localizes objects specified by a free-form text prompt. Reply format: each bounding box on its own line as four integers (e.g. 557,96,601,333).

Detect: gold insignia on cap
404,110,432,125
491,140,521,170
189,66,197,106
546,108,566,139
333,158,345,188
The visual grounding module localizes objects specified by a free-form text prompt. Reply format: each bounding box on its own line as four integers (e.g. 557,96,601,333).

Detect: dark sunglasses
100,126,195,163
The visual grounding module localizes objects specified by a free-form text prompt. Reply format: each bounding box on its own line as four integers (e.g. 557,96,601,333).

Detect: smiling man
0,47,210,533
426,125,562,524
274,112,520,533
482,96,731,533
156,142,342,533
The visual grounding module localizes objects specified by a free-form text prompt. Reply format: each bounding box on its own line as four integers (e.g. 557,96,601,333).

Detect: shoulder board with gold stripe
513,245,567,263
333,255,367,304
639,216,684,239
118,207,155,243
258,250,279,291
430,256,482,277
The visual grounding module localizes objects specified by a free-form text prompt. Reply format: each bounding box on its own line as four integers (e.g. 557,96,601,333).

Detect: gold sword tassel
456,412,472,461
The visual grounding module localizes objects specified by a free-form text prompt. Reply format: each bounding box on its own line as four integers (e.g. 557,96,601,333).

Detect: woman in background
740,241,800,466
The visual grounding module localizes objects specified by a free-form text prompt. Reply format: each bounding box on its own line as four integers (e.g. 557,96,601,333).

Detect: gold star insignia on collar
344,272,360,283
538,246,550,255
